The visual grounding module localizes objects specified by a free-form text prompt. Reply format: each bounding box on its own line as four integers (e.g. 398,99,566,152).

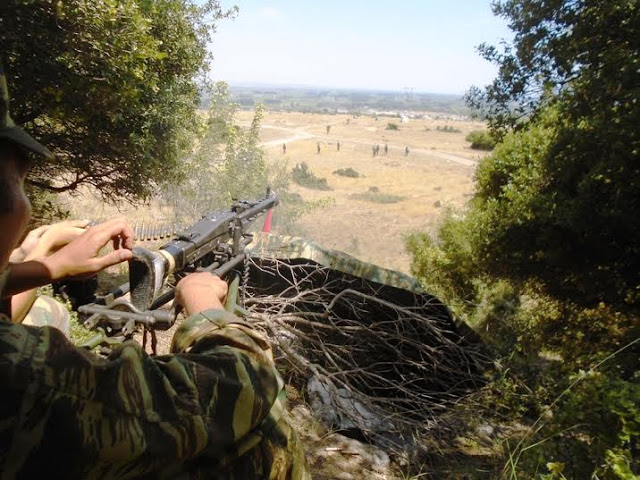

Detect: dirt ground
238,110,487,273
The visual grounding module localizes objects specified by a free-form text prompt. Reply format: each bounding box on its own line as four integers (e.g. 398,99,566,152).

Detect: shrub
350,186,405,204
465,130,496,150
291,162,331,190
405,213,477,307
436,125,461,133
386,122,399,130
333,167,360,178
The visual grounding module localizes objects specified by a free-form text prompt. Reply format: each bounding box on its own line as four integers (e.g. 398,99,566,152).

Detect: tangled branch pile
243,257,487,448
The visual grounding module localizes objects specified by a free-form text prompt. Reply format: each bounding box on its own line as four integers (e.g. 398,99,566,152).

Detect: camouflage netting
246,233,486,447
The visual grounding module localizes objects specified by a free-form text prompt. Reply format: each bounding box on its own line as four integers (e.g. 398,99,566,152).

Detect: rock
335,473,354,480
477,424,495,438
306,375,387,432
318,432,391,478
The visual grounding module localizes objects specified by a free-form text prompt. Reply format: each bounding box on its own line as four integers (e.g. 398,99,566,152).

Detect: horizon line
213,80,466,97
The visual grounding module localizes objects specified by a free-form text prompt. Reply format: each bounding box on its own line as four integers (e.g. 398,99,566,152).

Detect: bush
386,122,399,130
436,125,461,133
291,162,331,190
333,167,360,178
405,213,477,308
465,130,496,150
470,106,640,307
406,137,640,472
350,186,405,204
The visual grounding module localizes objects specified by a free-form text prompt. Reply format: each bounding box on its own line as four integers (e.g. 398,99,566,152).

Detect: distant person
384,143,388,155
282,143,287,154
405,146,410,156
326,125,331,135
372,145,376,157
317,142,321,154
337,141,340,151
375,144,380,156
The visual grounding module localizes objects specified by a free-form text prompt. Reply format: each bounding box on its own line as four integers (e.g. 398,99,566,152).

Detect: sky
209,1,513,95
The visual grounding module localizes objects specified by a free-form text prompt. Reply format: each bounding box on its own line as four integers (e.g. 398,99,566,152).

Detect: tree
160,82,317,235
0,0,236,202
463,0,640,306
408,3,640,476
468,0,640,138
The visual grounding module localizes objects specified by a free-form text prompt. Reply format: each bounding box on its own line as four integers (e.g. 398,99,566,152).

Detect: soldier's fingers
92,218,135,250
61,219,91,229
90,249,133,272
24,225,51,241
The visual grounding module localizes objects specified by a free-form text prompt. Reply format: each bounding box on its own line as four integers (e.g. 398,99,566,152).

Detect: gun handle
224,273,248,317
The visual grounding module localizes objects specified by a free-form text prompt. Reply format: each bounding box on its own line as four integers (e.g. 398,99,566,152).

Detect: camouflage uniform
248,232,424,291
0,308,310,479
0,274,310,479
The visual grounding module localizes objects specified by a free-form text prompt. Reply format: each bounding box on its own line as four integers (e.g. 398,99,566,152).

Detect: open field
60,110,487,276
238,110,489,273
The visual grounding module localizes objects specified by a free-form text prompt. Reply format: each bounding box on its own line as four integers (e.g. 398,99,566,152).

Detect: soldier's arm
2,219,132,297
0,274,282,478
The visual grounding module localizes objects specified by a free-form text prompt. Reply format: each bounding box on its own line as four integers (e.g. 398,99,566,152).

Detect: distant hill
201,85,469,116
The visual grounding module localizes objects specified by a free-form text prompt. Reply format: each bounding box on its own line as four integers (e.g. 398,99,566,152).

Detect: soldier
0,64,310,478
405,146,410,156
317,142,321,154
282,142,287,154
337,141,340,151
384,143,388,155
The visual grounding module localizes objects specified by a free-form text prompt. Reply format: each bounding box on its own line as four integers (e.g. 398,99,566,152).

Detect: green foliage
37,284,94,346
405,214,476,306
159,82,315,234
471,105,640,307
350,186,405,204
466,130,496,150
386,122,399,130
408,1,640,472
291,162,331,190
333,167,360,178
467,0,640,139
2,0,235,202
504,361,640,480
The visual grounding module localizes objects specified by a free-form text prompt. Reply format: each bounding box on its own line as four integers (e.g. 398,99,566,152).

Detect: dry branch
244,257,487,449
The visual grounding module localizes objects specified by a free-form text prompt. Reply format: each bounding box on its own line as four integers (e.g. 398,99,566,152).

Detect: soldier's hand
19,220,91,262
175,272,228,316
42,218,134,280
9,224,51,263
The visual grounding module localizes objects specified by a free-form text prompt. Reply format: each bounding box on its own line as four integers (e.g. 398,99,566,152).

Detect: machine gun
77,190,278,352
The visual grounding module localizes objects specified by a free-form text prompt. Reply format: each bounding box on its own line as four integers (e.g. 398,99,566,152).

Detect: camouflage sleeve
0,309,285,479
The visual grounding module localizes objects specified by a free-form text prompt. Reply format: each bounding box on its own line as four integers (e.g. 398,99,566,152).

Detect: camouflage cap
0,63,54,160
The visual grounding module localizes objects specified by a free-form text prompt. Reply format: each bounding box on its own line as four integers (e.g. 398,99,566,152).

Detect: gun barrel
236,192,279,223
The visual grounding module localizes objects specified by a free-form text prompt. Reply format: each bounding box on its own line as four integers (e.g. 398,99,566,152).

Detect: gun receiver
78,190,278,350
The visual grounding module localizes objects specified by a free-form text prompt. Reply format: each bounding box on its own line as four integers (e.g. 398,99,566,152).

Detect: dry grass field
60,110,488,275
238,110,488,273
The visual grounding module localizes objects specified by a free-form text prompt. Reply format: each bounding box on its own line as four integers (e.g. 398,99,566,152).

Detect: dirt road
241,122,478,167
